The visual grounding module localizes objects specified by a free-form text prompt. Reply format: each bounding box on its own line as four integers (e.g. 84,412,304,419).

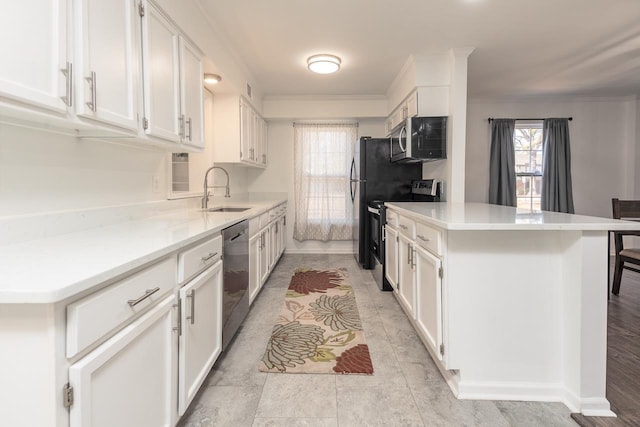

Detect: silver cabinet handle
178,115,185,138
186,289,195,324
399,224,408,230
173,302,182,335
407,242,411,265
417,234,430,242
127,287,160,307
201,252,218,262
85,71,96,112
186,117,192,141
60,62,73,107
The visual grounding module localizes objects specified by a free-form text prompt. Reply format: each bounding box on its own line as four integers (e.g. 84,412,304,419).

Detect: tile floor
179,254,578,427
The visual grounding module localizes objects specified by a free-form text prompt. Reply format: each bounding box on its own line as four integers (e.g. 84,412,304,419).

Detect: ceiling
198,0,640,99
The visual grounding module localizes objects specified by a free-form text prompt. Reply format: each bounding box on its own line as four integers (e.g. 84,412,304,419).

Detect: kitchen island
384,202,638,417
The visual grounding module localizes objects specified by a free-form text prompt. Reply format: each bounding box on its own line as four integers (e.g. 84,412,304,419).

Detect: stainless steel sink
205,207,251,213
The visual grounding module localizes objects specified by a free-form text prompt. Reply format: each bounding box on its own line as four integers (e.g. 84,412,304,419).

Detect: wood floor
571,265,640,427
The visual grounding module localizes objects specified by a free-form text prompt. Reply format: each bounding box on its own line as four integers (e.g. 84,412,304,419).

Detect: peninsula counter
384,202,638,417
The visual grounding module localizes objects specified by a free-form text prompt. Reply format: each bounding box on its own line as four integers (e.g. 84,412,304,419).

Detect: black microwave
390,116,447,163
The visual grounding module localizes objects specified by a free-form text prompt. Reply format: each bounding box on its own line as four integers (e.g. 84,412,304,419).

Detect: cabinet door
269,221,278,270
398,234,415,318
178,260,222,415
141,2,181,143
406,91,418,118
260,118,268,166
415,245,443,361
385,226,399,292
74,0,138,130
69,295,177,427
179,37,204,149
279,216,286,257
240,101,255,163
259,229,270,285
249,233,261,304
0,0,68,113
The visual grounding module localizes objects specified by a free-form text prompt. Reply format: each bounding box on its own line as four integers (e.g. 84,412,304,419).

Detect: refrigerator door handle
349,158,355,202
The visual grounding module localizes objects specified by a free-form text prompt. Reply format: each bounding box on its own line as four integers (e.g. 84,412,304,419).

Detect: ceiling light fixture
203,73,222,84
307,54,341,74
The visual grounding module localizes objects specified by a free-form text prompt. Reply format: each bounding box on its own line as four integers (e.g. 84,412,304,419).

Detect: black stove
367,179,441,291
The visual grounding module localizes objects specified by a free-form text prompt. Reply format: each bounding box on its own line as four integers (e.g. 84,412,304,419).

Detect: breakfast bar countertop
385,202,639,231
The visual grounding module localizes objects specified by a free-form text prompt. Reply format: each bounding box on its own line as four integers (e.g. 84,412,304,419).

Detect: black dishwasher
221,220,249,350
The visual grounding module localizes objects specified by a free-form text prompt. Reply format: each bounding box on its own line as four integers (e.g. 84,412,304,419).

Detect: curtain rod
487,117,573,122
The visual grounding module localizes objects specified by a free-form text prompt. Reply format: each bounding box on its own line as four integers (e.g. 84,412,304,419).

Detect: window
293,123,357,241
514,121,543,211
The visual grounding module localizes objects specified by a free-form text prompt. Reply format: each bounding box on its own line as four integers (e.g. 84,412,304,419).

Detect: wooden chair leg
612,256,624,295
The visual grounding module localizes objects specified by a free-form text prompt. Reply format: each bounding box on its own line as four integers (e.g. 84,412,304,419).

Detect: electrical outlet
152,175,160,193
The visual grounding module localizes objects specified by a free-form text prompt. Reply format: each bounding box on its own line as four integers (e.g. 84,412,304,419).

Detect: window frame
514,120,543,212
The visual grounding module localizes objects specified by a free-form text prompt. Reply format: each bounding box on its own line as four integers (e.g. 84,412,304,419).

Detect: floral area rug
259,268,374,375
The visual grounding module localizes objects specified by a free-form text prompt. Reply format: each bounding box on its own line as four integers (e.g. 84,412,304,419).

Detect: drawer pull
399,224,408,230
201,252,218,262
417,234,430,242
186,289,195,324
127,287,160,307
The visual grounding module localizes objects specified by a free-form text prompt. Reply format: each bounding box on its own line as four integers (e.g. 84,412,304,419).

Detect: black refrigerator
350,137,422,269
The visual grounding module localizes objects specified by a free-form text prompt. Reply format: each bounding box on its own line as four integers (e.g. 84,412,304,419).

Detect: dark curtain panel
541,118,574,213
489,119,516,206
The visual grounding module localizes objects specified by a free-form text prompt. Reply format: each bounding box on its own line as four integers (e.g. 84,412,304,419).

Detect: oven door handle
367,206,380,215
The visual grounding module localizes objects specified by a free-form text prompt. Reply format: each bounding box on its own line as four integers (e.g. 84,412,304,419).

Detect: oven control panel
411,179,440,196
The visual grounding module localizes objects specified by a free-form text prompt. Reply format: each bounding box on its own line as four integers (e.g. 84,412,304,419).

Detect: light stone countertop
0,197,286,304
385,202,640,231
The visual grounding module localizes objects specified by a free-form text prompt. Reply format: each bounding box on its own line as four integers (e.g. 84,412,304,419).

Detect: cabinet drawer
415,221,443,256
249,216,260,237
178,234,222,282
259,212,270,228
397,215,416,239
386,210,399,227
66,257,176,358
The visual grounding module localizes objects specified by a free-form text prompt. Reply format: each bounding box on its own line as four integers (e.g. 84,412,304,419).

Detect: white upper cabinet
74,0,139,131
213,94,267,167
0,0,69,113
141,2,181,143
141,1,204,148
179,38,205,149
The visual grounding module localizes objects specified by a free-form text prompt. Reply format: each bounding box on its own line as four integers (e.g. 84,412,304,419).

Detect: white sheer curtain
293,122,357,242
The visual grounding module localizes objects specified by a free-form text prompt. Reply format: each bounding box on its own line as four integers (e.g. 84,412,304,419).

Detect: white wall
247,118,385,253
465,96,638,218
0,124,168,216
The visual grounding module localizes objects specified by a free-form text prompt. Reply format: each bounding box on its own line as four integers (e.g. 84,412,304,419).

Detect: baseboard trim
284,249,355,255
456,381,615,416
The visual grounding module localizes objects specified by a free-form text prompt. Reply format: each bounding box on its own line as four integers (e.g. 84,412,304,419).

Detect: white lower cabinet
249,232,261,304
387,208,446,366
248,207,287,305
414,244,443,361
398,233,416,318
384,225,399,292
178,260,223,415
68,294,177,427
259,226,271,285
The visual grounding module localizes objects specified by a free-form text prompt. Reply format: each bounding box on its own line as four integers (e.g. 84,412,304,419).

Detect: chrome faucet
202,166,230,209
